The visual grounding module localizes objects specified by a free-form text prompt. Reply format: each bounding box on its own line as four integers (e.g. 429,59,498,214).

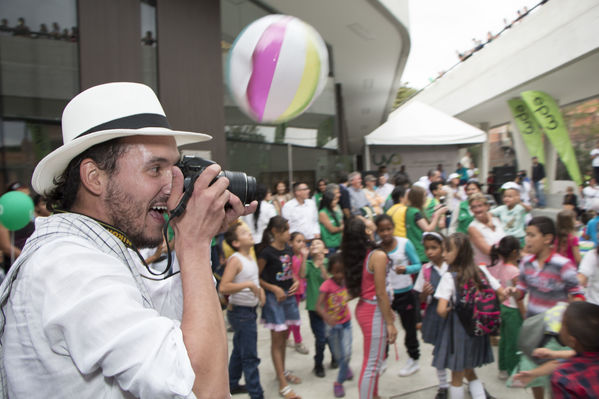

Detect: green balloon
0,191,34,231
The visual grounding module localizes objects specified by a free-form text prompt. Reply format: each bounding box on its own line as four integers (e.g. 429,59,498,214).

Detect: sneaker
498,370,509,380
378,359,387,376
333,382,345,398
313,365,325,378
294,342,309,355
398,358,420,377
230,385,248,395
345,368,354,381
434,387,448,399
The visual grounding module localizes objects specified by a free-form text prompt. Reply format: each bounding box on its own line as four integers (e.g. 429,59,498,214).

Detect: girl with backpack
342,216,397,399
434,233,504,399
413,232,449,399
488,235,525,380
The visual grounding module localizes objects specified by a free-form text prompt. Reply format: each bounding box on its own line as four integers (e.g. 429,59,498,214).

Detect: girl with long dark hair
342,216,397,399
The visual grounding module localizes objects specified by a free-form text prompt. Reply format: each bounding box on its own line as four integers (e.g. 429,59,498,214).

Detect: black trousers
391,290,420,360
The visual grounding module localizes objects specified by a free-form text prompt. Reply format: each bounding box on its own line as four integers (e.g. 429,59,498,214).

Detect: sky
402,0,542,89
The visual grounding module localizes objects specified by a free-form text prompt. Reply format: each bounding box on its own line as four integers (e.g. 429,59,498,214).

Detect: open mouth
149,204,168,221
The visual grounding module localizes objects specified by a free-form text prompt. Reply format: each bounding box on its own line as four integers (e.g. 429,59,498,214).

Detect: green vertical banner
507,98,545,163
520,91,582,185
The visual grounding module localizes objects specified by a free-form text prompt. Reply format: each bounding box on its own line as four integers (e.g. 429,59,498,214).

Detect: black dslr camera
171,155,257,218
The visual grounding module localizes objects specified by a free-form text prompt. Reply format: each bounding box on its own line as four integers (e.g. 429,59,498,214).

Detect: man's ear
79,158,107,196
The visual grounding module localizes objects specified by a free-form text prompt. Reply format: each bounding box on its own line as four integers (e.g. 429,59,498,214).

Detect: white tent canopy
364,100,486,146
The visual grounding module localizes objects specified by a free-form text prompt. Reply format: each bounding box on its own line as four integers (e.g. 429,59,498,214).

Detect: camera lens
221,171,257,205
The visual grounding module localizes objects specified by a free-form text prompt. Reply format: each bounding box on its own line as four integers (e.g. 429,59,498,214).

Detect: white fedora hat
32,82,212,195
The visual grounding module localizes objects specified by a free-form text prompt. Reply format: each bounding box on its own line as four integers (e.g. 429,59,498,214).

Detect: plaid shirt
551,352,599,399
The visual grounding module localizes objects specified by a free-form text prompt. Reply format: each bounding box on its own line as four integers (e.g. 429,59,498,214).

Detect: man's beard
104,181,164,249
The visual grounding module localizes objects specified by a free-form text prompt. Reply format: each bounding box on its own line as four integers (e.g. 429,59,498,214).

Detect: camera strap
54,210,177,279
55,209,134,249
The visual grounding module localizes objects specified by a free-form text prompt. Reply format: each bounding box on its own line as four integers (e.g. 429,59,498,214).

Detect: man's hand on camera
220,194,257,234
168,164,230,247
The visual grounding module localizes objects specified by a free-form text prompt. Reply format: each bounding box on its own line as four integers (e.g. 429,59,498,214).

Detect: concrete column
78,0,142,89
156,0,226,165
510,121,532,174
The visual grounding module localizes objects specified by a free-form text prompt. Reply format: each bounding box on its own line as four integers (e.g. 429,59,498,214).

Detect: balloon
0,191,34,231
226,15,329,124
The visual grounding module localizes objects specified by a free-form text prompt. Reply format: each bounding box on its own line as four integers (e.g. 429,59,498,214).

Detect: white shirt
591,148,599,167
281,198,320,240
413,261,449,293
3,236,195,399
376,183,394,202
583,185,599,210
241,200,277,243
469,217,505,266
579,250,599,305
228,252,260,307
434,265,501,301
442,185,465,212
520,180,532,205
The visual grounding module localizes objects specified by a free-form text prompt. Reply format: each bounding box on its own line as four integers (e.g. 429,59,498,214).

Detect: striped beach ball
226,15,329,124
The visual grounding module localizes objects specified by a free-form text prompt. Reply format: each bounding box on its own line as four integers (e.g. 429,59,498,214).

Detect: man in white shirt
376,174,394,203
282,181,320,241
583,178,599,211
0,83,255,399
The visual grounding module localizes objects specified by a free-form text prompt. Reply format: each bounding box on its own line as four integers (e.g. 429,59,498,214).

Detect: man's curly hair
44,139,128,211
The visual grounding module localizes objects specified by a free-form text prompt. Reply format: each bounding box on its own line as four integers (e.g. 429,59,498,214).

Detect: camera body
176,155,257,207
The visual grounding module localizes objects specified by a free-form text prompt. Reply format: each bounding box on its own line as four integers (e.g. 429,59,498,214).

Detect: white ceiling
244,0,410,153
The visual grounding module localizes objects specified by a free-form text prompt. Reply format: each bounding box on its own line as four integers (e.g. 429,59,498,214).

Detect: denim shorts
261,290,300,331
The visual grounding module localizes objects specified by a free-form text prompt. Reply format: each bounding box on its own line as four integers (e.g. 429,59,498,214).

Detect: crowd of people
0,17,78,41
0,17,156,45
201,159,599,399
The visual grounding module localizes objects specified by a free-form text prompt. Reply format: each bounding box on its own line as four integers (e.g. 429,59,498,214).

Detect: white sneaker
398,358,420,377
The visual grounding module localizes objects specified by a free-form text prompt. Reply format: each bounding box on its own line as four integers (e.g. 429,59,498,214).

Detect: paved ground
226,300,540,399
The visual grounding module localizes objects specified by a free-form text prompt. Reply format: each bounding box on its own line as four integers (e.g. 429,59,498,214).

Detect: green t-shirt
319,207,343,249
406,206,427,262
425,197,439,221
490,204,527,239
456,200,474,234
305,258,329,311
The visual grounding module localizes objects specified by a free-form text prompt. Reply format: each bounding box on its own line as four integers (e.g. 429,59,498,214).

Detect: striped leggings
356,299,387,399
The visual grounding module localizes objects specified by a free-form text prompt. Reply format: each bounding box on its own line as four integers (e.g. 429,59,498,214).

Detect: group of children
219,216,353,399
218,199,598,399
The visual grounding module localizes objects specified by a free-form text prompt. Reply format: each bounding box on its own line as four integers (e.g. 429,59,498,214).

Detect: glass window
140,0,157,92
0,120,61,190
0,0,79,121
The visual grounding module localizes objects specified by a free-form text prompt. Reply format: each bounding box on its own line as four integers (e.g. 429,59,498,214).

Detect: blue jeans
227,305,264,399
327,320,353,383
308,310,330,367
534,180,546,207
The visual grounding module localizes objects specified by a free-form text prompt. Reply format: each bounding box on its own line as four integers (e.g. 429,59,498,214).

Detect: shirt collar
530,249,556,264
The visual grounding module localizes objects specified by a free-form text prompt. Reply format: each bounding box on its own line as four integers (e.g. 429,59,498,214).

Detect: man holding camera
0,82,256,398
